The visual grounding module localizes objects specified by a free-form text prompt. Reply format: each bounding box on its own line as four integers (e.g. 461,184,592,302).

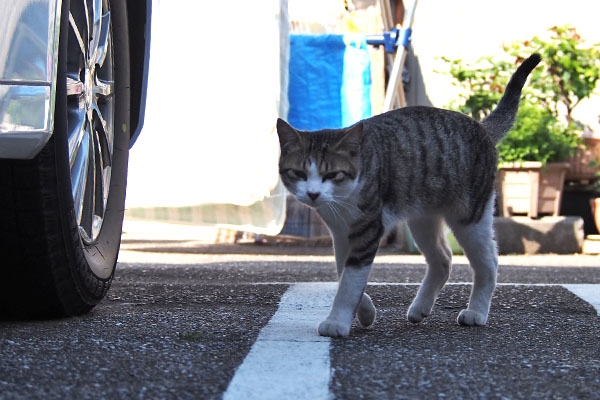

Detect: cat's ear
276,118,302,149
335,122,363,153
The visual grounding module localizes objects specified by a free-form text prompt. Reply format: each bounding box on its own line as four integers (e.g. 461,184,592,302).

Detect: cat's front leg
318,264,372,337
331,232,376,328
356,292,376,327
319,216,383,338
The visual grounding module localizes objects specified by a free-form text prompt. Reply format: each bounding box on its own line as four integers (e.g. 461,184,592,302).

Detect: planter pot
566,135,600,182
496,162,570,218
590,197,600,232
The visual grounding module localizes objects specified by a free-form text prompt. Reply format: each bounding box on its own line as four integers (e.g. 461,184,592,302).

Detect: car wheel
0,0,130,318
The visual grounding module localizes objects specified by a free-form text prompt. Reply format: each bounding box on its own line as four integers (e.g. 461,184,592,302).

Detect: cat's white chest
316,196,361,236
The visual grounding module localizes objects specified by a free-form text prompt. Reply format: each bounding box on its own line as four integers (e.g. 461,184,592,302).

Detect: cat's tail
482,53,541,144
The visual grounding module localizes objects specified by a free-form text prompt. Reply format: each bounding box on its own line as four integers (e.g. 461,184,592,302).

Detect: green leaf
438,24,597,163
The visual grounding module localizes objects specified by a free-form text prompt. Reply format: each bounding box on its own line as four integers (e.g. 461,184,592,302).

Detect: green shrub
498,103,579,164
442,26,600,164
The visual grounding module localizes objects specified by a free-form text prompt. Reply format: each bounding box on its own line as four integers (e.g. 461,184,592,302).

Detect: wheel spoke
95,113,112,208
93,125,110,224
81,124,98,237
83,0,91,47
94,133,106,198
93,103,113,159
94,78,114,98
92,105,113,230
93,126,102,213
102,164,112,208
89,0,103,64
68,109,87,167
66,75,84,97
71,126,91,224
94,12,111,67
68,12,88,60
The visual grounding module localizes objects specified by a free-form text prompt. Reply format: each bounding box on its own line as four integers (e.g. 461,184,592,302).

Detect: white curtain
125,0,289,235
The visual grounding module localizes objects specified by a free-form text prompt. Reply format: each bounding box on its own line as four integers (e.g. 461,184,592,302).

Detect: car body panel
127,0,152,147
0,0,151,160
0,0,60,159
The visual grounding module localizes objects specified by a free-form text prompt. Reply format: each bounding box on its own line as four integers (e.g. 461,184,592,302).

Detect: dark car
0,0,151,317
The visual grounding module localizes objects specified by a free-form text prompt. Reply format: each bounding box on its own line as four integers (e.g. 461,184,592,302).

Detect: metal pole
378,0,394,31
382,0,418,112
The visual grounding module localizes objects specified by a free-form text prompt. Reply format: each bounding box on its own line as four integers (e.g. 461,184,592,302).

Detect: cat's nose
307,192,320,201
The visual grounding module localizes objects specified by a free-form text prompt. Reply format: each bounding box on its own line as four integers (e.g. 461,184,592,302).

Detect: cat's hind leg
406,216,452,323
446,200,498,326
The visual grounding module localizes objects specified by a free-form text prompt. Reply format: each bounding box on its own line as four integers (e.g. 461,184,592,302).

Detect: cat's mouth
302,197,322,207
300,193,327,208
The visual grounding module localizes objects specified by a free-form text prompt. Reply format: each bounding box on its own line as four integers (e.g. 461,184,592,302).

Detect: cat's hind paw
318,318,351,338
457,309,487,326
356,293,376,327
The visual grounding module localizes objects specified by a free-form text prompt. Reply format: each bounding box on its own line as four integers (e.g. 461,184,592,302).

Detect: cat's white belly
382,207,399,232
381,205,428,232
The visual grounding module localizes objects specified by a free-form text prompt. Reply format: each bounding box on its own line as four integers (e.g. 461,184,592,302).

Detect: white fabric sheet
125,0,289,235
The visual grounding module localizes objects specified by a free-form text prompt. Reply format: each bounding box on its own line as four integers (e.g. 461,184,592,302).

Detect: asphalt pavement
1,241,599,399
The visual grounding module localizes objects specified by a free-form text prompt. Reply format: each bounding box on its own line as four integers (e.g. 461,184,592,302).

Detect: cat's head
276,118,363,208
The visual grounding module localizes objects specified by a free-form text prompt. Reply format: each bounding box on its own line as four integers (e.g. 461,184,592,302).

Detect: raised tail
482,53,541,144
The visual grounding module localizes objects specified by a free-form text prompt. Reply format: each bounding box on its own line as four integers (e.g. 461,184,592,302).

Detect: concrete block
583,235,600,254
494,216,584,254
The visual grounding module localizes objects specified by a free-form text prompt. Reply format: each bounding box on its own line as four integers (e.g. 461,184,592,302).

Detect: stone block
494,216,584,254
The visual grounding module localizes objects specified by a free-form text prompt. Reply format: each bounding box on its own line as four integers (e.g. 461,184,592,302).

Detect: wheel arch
126,0,152,147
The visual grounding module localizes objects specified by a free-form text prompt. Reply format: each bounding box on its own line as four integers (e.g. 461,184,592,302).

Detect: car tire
0,0,130,318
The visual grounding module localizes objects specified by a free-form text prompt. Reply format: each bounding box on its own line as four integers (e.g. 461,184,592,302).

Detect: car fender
0,0,151,160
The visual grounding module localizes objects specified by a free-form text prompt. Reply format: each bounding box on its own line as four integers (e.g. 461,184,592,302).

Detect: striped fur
278,106,498,267
276,54,541,337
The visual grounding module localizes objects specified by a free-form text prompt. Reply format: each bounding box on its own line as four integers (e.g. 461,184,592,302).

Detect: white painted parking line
562,284,600,315
224,282,600,400
223,282,337,400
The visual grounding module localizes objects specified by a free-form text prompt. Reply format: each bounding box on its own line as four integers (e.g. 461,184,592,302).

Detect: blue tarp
287,34,372,131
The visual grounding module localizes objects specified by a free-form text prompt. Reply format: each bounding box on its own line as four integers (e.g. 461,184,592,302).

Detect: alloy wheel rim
65,0,114,244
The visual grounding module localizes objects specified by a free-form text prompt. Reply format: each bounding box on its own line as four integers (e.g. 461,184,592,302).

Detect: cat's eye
322,171,345,182
286,169,307,180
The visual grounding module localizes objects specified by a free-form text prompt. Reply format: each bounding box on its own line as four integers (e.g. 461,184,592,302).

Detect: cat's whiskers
324,202,339,221
325,201,350,231
331,198,359,216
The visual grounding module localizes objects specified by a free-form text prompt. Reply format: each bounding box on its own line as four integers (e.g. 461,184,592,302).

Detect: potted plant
442,26,600,217
583,170,600,253
590,168,600,232
494,103,577,217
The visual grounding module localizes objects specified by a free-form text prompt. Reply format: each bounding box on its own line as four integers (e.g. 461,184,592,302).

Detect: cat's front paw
318,318,351,338
457,309,487,326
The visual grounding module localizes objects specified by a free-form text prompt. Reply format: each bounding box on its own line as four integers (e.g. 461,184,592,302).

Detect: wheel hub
83,67,94,110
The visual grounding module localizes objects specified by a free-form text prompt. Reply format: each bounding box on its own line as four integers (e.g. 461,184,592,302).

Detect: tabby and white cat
277,54,541,337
